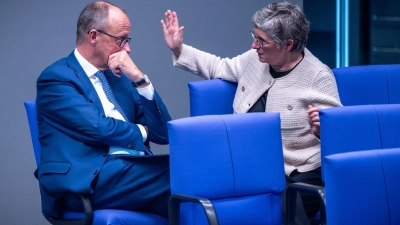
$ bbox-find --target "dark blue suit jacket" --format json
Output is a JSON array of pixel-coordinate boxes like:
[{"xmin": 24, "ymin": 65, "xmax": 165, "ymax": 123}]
[{"xmin": 36, "ymin": 51, "xmax": 171, "ymax": 218}]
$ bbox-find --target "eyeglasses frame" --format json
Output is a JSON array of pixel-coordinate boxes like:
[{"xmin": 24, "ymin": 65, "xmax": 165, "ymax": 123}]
[
  {"xmin": 250, "ymin": 30, "xmax": 275, "ymax": 48},
  {"xmin": 96, "ymin": 29, "xmax": 131, "ymax": 48}
]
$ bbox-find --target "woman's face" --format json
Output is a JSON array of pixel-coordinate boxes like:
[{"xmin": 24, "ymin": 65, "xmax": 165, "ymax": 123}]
[{"xmin": 251, "ymin": 27, "xmax": 286, "ymax": 66}]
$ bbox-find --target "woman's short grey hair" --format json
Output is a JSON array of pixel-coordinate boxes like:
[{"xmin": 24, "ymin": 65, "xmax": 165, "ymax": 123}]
[
  {"xmin": 251, "ymin": 1, "xmax": 310, "ymax": 52},
  {"xmin": 76, "ymin": 1, "xmax": 125, "ymax": 44}
]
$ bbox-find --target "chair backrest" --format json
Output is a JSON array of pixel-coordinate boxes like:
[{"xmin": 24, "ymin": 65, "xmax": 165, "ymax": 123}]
[
  {"xmin": 24, "ymin": 100, "xmax": 41, "ymax": 167},
  {"xmin": 187, "ymin": 65, "xmax": 400, "ymax": 117},
  {"xmin": 324, "ymin": 148, "xmax": 400, "ymax": 225},
  {"xmin": 188, "ymin": 79, "xmax": 237, "ymax": 117},
  {"xmin": 319, "ymin": 104, "xmax": 400, "ymax": 180},
  {"xmin": 332, "ymin": 64, "xmax": 400, "ymax": 106},
  {"xmin": 168, "ymin": 113, "xmax": 285, "ymax": 225},
  {"xmin": 386, "ymin": 64, "xmax": 400, "ymax": 103}
]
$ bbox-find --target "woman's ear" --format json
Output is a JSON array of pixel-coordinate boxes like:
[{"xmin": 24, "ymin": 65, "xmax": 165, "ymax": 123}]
[{"xmin": 285, "ymin": 39, "xmax": 294, "ymax": 52}]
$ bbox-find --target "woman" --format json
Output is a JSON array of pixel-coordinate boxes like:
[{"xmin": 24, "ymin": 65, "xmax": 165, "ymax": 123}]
[{"xmin": 161, "ymin": 1, "xmax": 342, "ymax": 223}]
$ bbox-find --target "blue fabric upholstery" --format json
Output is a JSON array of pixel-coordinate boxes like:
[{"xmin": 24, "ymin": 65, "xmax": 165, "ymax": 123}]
[
  {"xmin": 376, "ymin": 104, "xmax": 400, "ymax": 148},
  {"xmin": 319, "ymin": 104, "xmax": 400, "ymax": 180},
  {"xmin": 24, "ymin": 100, "xmax": 167, "ymax": 225},
  {"xmin": 332, "ymin": 64, "xmax": 400, "ymax": 106},
  {"xmin": 188, "ymin": 79, "xmax": 237, "ymax": 116},
  {"xmin": 168, "ymin": 113, "xmax": 285, "ymax": 225},
  {"xmin": 386, "ymin": 64, "xmax": 400, "ymax": 103},
  {"xmin": 324, "ymin": 148, "xmax": 400, "ymax": 225}
]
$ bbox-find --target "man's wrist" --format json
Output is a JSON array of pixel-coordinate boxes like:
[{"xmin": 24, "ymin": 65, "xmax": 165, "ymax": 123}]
[{"xmin": 132, "ymin": 74, "xmax": 150, "ymax": 87}]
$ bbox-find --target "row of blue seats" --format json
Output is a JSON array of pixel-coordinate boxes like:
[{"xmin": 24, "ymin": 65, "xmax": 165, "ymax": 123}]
[
  {"xmin": 183, "ymin": 64, "xmax": 400, "ymax": 225},
  {"xmin": 286, "ymin": 104, "xmax": 400, "ymax": 225},
  {"xmin": 24, "ymin": 64, "xmax": 400, "ymax": 225},
  {"xmin": 170, "ymin": 105, "xmax": 400, "ymax": 225},
  {"xmin": 188, "ymin": 64, "xmax": 400, "ymax": 116}
]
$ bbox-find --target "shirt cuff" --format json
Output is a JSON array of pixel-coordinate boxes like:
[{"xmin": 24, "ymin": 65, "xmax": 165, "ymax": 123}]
[
  {"xmin": 136, "ymin": 82, "xmax": 154, "ymax": 100},
  {"xmin": 137, "ymin": 124, "xmax": 147, "ymax": 142}
]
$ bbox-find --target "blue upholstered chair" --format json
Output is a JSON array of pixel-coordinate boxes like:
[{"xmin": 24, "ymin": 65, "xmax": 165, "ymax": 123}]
[
  {"xmin": 286, "ymin": 104, "xmax": 400, "ymax": 224},
  {"xmin": 324, "ymin": 148, "xmax": 400, "ymax": 225},
  {"xmin": 319, "ymin": 104, "xmax": 400, "ymax": 178},
  {"xmin": 188, "ymin": 79, "xmax": 236, "ymax": 117},
  {"xmin": 24, "ymin": 100, "xmax": 168, "ymax": 225},
  {"xmin": 168, "ymin": 113, "xmax": 285, "ymax": 225},
  {"xmin": 332, "ymin": 64, "xmax": 400, "ymax": 106}
]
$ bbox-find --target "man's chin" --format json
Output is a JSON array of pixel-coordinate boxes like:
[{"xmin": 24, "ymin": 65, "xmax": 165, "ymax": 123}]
[{"xmin": 98, "ymin": 65, "xmax": 109, "ymax": 71}]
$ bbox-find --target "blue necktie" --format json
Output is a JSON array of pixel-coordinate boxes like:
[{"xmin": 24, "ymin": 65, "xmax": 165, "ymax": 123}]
[
  {"xmin": 95, "ymin": 71, "xmax": 129, "ymax": 122},
  {"xmin": 95, "ymin": 71, "xmax": 153, "ymax": 155}
]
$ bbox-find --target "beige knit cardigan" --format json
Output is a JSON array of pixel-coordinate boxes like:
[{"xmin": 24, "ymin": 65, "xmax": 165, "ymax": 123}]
[{"xmin": 174, "ymin": 44, "xmax": 342, "ymax": 176}]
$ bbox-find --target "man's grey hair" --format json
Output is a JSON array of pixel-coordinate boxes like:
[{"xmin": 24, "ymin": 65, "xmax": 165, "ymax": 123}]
[
  {"xmin": 76, "ymin": 1, "xmax": 126, "ymax": 44},
  {"xmin": 251, "ymin": 1, "xmax": 310, "ymax": 52}
]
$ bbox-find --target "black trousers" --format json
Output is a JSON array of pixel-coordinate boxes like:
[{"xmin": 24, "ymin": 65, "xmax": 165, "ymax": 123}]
[{"xmin": 282, "ymin": 167, "xmax": 323, "ymax": 225}]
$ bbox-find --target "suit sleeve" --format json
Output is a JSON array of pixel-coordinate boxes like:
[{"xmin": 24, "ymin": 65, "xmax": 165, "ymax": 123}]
[{"xmin": 137, "ymin": 90, "xmax": 172, "ymax": 145}]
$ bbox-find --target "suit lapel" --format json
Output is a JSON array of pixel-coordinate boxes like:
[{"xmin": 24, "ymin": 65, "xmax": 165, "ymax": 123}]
[{"xmin": 66, "ymin": 52, "xmax": 105, "ymax": 113}]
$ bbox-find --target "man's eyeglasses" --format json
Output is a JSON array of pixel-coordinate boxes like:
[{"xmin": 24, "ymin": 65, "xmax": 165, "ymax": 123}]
[
  {"xmin": 250, "ymin": 30, "xmax": 274, "ymax": 48},
  {"xmin": 96, "ymin": 30, "xmax": 131, "ymax": 48}
]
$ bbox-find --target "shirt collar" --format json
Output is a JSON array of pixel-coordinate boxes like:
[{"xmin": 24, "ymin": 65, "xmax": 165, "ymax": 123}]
[{"xmin": 74, "ymin": 48, "xmax": 100, "ymax": 78}]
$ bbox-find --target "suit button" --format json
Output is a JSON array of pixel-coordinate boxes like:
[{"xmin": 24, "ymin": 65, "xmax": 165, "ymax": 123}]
[
  {"xmin": 157, "ymin": 107, "xmax": 162, "ymax": 116},
  {"xmin": 242, "ymin": 86, "xmax": 245, "ymax": 91},
  {"xmin": 93, "ymin": 170, "xmax": 98, "ymax": 175},
  {"xmin": 128, "ymin": 144, "xmax": 136, "ymax": 149},
  {"xmin": 287, "ymin": 105, "xmax": 293, "ymax": 110},
  {"xmin": 103, "ymin": 152, "xmax": 108, "ymax": 157}
]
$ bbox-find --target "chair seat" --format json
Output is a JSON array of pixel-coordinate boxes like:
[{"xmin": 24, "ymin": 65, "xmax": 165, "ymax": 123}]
[{"xmin": 63, "ymin": 209, "xmax": 168, "ymax": 225}]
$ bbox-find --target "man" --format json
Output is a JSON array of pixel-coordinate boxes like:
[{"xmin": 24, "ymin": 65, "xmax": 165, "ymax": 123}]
[{"xmin": 36, "ymin": 1, "xmax": 171, "ymax": 219}]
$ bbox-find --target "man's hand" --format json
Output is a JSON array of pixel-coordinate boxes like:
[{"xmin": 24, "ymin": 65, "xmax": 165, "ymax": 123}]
[
  {"xmin": 161, "ymin": 10, "xmax": 185, "ymax": 58},
  {"xmin": 108, "ymin": 51, "xmax": 144, "ymax": 83},
  {"xmin": 307, "ymin": 105, "xmax": 320, "ymax": 138}
]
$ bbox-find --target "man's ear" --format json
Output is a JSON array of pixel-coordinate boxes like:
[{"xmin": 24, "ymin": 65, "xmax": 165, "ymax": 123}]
[
  {"xmin": 88, "ymin": 29, "xmax": 98, "ymax": 45},
  {"xmin": 285, "ymin": 39, "xmax": 294, "ymax": 52}
]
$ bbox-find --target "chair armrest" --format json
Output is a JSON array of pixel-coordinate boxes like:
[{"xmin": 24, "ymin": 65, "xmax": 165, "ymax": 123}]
[
  {"xmin": 169, "ymin": 194, "xmax": 219, "ymax": 225},
  {"xmin": 286, "ymin": 182, "xmax": 326, "ymax": 225},
  {"xmin": 45, "ymin": 194, "xmax": 94, "ymax": 225}
]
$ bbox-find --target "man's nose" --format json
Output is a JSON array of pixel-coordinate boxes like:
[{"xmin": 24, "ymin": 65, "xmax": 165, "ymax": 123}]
[{"xmin": 123, "ymin": 42, "xmax": 131, "ymax": 53}]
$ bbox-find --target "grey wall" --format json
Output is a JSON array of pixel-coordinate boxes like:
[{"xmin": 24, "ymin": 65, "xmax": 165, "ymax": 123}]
[{"xmin": 0, "ymin": 0, "xmax": 300, "ymax": 224}]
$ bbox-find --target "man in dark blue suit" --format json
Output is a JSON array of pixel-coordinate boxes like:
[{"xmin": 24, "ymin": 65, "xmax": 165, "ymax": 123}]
[{"xmin": 36, "ymin": 1, "xmax": 172, "ymax": 219}]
